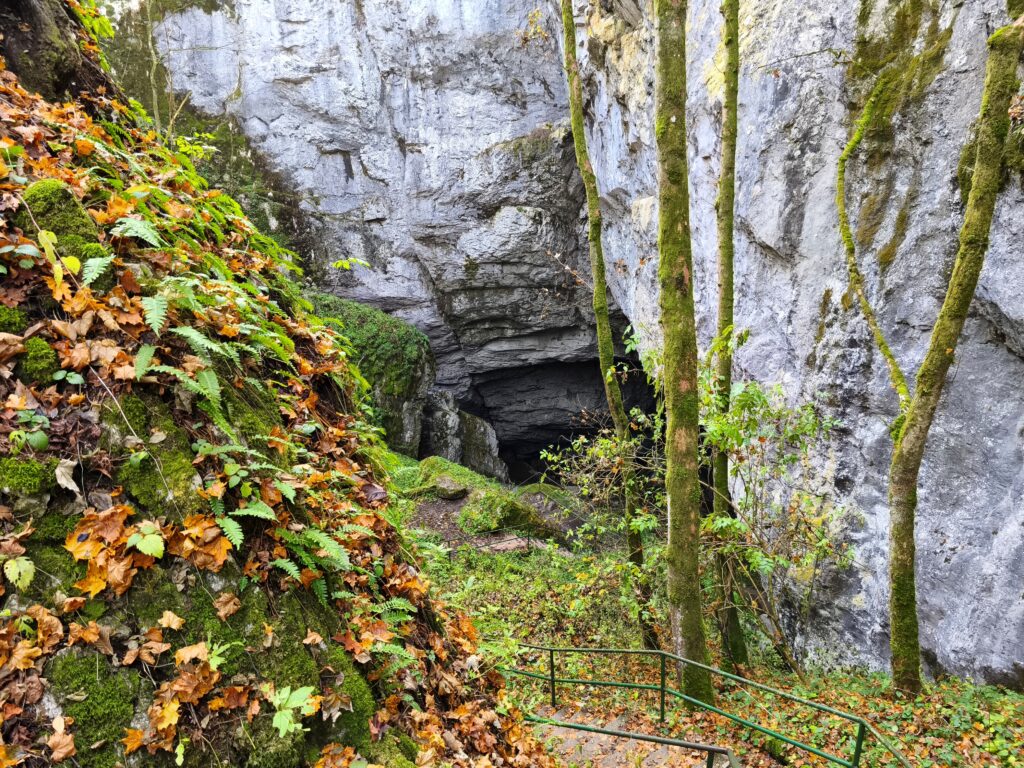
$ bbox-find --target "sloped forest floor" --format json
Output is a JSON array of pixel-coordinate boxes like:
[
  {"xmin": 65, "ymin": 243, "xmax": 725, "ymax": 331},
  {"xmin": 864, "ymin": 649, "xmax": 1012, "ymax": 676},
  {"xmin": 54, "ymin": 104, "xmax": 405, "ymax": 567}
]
[{"xmin": 0, "ymin": 43, "xmax": 557, "ymax": 768}]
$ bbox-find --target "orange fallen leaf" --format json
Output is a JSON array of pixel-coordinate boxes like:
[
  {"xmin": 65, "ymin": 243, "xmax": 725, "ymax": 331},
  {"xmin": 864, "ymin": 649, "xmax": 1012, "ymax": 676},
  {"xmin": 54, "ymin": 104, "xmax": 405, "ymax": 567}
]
[{"xmin": 158, "ymin": 611, "xmax": 185, "ymax": 630}]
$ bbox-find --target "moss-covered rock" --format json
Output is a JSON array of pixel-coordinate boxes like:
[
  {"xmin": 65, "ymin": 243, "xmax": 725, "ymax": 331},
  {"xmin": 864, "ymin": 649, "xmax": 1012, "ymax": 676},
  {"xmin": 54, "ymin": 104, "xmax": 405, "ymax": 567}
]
[
  {"xmin": 322, "ymin": 646, "xmax": 376, "ymax": 749},
  {"xmin": 310, "ymin": 293, "xmax": 434, "ymax": 457},
  {"xmin": 365, "ymin": 730, "xmax": 418, "ymax": 768},
  {"xmin": 223, "ymin": 380, "xmax": 285, "ymax": 460},
  {"xmin": 0, "ymin": 457, "xmax": 56, "ymax": 496},
  {"xmin": 47, "ymin": 649, "xmax": 145, "ymax": 768},
  {"xmin": 13, "ymin": 179, "xmax": 99, "ymax": 262},
  {"xmin": 0, "ymin": 305, "xmax": 28, "ymax": 334},
  {"xmin": 104, "ymin": 394, "xmax": 205, "ymax": 519},
  {"xmin": 15, "ymin": 336, "xmax": 58, "ymax": 384}
]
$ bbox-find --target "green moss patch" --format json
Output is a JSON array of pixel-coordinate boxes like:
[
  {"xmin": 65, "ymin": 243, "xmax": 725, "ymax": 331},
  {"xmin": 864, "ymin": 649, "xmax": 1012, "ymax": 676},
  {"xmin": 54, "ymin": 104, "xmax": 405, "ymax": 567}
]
[
  {"xmin": 16, "ymin": 337, "xmax": 58, "ymax": 384},
  {"xmin": 0, "ymin": 457, "xmax": 56, "ymax": 496},
  {"xmin": 106, "ymin": 394, "xmax": 204, "ymax": 519},
  {"xmin": 48, "ymin": 650, "xmax": 144, "ymax": 768},
  {"xmin": 13, "ymin": 179, "xmax": 99, "ymax": 261},
  {"xmin": 0, "ymin": 306, "xmax": 28, "ymax": 334}
]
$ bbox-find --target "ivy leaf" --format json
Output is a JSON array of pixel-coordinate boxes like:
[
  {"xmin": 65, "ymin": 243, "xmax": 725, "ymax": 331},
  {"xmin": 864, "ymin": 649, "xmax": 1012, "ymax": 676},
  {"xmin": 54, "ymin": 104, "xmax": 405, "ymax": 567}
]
[
  {"xmin": 60, "ymin": 255, "xmax": 81, "ymax": 275},
  {"xmin": 141, "ymin": 296, "xmax": 168, "ymax": 336},
  {"xmin": 111, "ymin": 217, "xmax": 164, "ymax": 247},
  {"xmin": 4, "ymin": 556, "xmax": 35, "ymax": 591},
  {"xmin": 26, "ymin": 431, "xmax": 49, "ymax": 451}
]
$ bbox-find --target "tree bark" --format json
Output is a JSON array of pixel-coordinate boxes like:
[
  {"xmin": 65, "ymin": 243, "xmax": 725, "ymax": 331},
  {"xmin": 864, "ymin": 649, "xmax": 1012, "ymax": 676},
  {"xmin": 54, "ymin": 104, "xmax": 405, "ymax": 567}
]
[
  {"xmin": 0, "ymin": 0, "xmax": 113, "ymax": 101},
  {"xmin": 560, "ymin": 0, "xmax": 658, "ymax": 650},
  {"xmin": 655, "ymin": 0, "xmax": 715, "ymax": 703},
  {"xmin": 712, "ymin": 0, "xmax": 748, "ymax": 672},
  {"xmin": 887, "ymin": 20, "xmax": 1024, "ymax": 693}
]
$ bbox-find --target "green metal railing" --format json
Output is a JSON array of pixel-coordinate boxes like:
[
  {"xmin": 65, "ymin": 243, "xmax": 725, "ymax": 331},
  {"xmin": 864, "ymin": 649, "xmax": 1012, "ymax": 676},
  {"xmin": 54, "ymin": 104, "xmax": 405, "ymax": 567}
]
[
  {"xmin": 525, "ymin": 711, "xmax": 743, "ymax": 768},
  {"xmin": 505, "ymin": 643, "xmax": 913, "ymax": 768}
]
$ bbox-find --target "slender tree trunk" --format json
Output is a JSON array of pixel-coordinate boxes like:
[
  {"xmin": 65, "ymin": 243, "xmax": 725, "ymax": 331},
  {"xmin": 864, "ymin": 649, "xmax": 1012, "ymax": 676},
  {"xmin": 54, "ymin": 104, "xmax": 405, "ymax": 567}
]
[
  {"xmin": 712, "ymin": 0, "xmax": 748, "ymax": 672},
  {"xmin": 887, "ymin": 20, "xmax": 1024, "ymax": 693},
  {"xmin": 560, "ymin": 0, "xmax": 659, "ymax": 650},
  {"xmin": 655, "ymin": 0, "xmax": 715, "ymax": 703}
]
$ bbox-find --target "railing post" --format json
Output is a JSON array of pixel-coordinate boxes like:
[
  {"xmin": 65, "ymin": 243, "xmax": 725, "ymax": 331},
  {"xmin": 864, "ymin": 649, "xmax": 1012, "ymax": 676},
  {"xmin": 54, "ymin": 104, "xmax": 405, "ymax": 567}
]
[
  {"xmin": 659, "ymin": 653, "xmax": 667, "ymax": 723},
  {"xmin": 549, "ymin": 648, "xmax": 557, "ymax": 709},
  {"xmin": 705, "ymin": 751, "xmax": 715, "ymax": 768},
  {"xmin": 851, "ymin": 721, "xmax": 866, "ymax": 767}
]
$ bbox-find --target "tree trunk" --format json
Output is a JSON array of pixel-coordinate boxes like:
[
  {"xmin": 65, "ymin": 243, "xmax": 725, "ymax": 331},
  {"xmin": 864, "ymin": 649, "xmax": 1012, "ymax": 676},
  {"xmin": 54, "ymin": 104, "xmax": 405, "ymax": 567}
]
[
  {"xmin": 560, "ymin": 0, "xmax": 659, "ymax": 651},
  {"xmin": 712, "ymin": 0, "xmax": 748, "ymax": 672},
  {"xmin": 887, "ymin": 20, "xmax": 1024, "ymax": 693},
  {"xmin": 655, "ymin": 0, "xmax": 715, "ymax": 703},
  {"xmin": 0, "ymin": 0, "xmax": 113, "ymax": 101}
]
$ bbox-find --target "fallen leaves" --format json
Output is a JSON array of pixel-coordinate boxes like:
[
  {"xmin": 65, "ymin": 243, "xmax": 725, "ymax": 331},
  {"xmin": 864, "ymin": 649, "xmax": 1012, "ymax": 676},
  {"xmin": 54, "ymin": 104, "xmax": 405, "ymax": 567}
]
[{"xmin": 213, "ymin": 593, "xmax": 241, "ymax": 621}]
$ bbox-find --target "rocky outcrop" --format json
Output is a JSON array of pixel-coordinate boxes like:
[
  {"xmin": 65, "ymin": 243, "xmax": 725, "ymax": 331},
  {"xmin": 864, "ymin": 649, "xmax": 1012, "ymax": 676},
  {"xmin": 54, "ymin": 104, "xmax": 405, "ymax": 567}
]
[
  {"xmin": 106, "ymin": 0, "xmax": 631, "ymax": 460},
  {"xmin": 105, "ymin": 0, "xmax": 1024, "ymax": 684},
  {"xmin": 574, "ymin": 0, "xmax": 1024, "ymax": 685}
]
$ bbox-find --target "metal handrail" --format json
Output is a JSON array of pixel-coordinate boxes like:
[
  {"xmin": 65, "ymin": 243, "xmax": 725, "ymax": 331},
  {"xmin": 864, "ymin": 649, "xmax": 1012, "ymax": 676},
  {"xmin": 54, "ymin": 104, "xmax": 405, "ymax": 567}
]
[
  {"xmin": 505, "ymin": 643, "xmax": 913, "ymax": 768},
  {"xmin": 525, "ymin": 713, "xmax": 743, "ymax": 768}
]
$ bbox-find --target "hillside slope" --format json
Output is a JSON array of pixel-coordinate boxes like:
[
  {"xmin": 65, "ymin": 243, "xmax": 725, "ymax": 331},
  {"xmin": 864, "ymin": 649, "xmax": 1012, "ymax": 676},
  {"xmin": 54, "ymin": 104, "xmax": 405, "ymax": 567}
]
[{"xmin": 0, "ymin": 38, "xmax": 552, "ymax": 768}]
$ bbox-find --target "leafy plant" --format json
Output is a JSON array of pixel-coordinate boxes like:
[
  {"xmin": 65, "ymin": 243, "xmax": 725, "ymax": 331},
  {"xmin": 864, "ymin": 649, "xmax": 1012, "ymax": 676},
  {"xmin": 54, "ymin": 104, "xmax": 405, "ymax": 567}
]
[{"xmin": 262, "ymin": 685, "xmax": 319, "ymax": 738}]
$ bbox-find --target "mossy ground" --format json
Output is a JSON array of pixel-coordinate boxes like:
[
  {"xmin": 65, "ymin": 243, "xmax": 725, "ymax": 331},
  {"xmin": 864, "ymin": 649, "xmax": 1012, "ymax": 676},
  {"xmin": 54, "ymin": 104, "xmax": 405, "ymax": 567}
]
[
  {"xmin": 0, "ymin": 457, "xmax": 56, "ymax": 496},
  {"xmin": 16, "ymin": 336, "xmax": 58, "ymax": 384},
  {"xmin": 105, "ymin": 394, "xmax": 205, "ymax": 520},
  {"xmin": 48, "ymin": 650, "xmax": 143, "ymax": 768},
  {"xmin": 0, "ymin": 305, "xmax": 28, "ymax": 334}
]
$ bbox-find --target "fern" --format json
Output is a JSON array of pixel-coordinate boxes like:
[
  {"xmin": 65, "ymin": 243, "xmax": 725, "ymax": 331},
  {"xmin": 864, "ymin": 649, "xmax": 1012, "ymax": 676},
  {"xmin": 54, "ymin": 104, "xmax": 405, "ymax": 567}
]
[
  {"xmin": 141, "ymin": 295, "xmax": 169, "ymax": 336},
  {"xmin": 82, "ymin": 254, "xmax": 114, "ymax": 286},
  {"xmin": 302, "ymin": 528, "xmax": 350, "ymax": 571},
  {"xmin": 217, "ymin": 516, "xmax": 244, "ymax": 549},
  {"xmin": 111, "ymin": 216, "xmax": 164, "ymax": 247},
  {"xmin": 172, "ymin": 326, "xmax": 241, "ymax": 366},
  {"xmin": 134, "ymin": 344, "xmax": 157, "ymax": 379},
  {"xmin": 231, "ymin": 500, "xmax": 277, "ymax": 521},
  {"xmin": 272, "ymin": 558, "xmax": 302, "ymax": 582},
  {"xmin": 311, "ymin": 578, "xmax": 329, "ymax": 606}
]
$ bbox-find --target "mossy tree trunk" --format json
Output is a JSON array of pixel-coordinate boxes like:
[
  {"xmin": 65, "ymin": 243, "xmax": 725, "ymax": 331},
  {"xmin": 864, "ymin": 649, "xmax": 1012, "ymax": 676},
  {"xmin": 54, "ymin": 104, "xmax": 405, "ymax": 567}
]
[
  {"xmin": 560, "ymin": 0, "xmax": 658, "ymax": 650},
  {"xmin": 886, "ymin": 20, "xmax": 1024, "ymax": 694},
  {"xmin": 656, "ymin": 0, "xmax": 715, "ymax": 703},
  {"xmin": 712, "ymin": 0, "xmax": 749, "ymax": 672},
  {"xmin": 838, "ymin": 10, "xmax": 1024, "ymax": 693}
]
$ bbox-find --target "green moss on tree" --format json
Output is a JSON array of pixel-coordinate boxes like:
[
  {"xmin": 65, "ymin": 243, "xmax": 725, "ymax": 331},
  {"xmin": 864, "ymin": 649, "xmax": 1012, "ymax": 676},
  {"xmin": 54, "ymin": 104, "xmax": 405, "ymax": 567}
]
[
  {"xmin": 0, "ymin": 457, "xmax": 56, "ymax": 496},
  {"xmin": 48, "ymin": 650, "xmax": 144, "ymax": 768},
  {"xmin": 0, "ymin": 306, "xmax": 28, "ymax": 334},
  {"xmin": 655, "ymin": 0, "xmax": 715, "ymax": 702}
]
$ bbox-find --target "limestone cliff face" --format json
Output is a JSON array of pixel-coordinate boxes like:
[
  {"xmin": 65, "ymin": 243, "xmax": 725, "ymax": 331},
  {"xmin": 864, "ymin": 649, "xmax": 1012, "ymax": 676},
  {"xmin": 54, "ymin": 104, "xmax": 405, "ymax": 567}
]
[
  {"xmin": 578, "ymin": 0, "xmax": 1024, "ymax": 685},
  {"xmin": 113, "ymin": 0, "xmax": 1023, "ymax": 684},
  {"xmin": 114, "ymin": 0, "xmax": 624, "ymax": 463}
]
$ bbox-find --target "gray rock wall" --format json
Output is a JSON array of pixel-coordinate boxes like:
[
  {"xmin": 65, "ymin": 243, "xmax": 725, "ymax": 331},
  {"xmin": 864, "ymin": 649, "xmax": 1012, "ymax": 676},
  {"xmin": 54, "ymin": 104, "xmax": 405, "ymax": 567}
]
[
  {"xmin": 574, "ymin": 0, "xmax": 1024, "ymax": 684},
  {"xmin": 115, "ymin": 0, "xmax": 1024, "ymax": 684}
]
